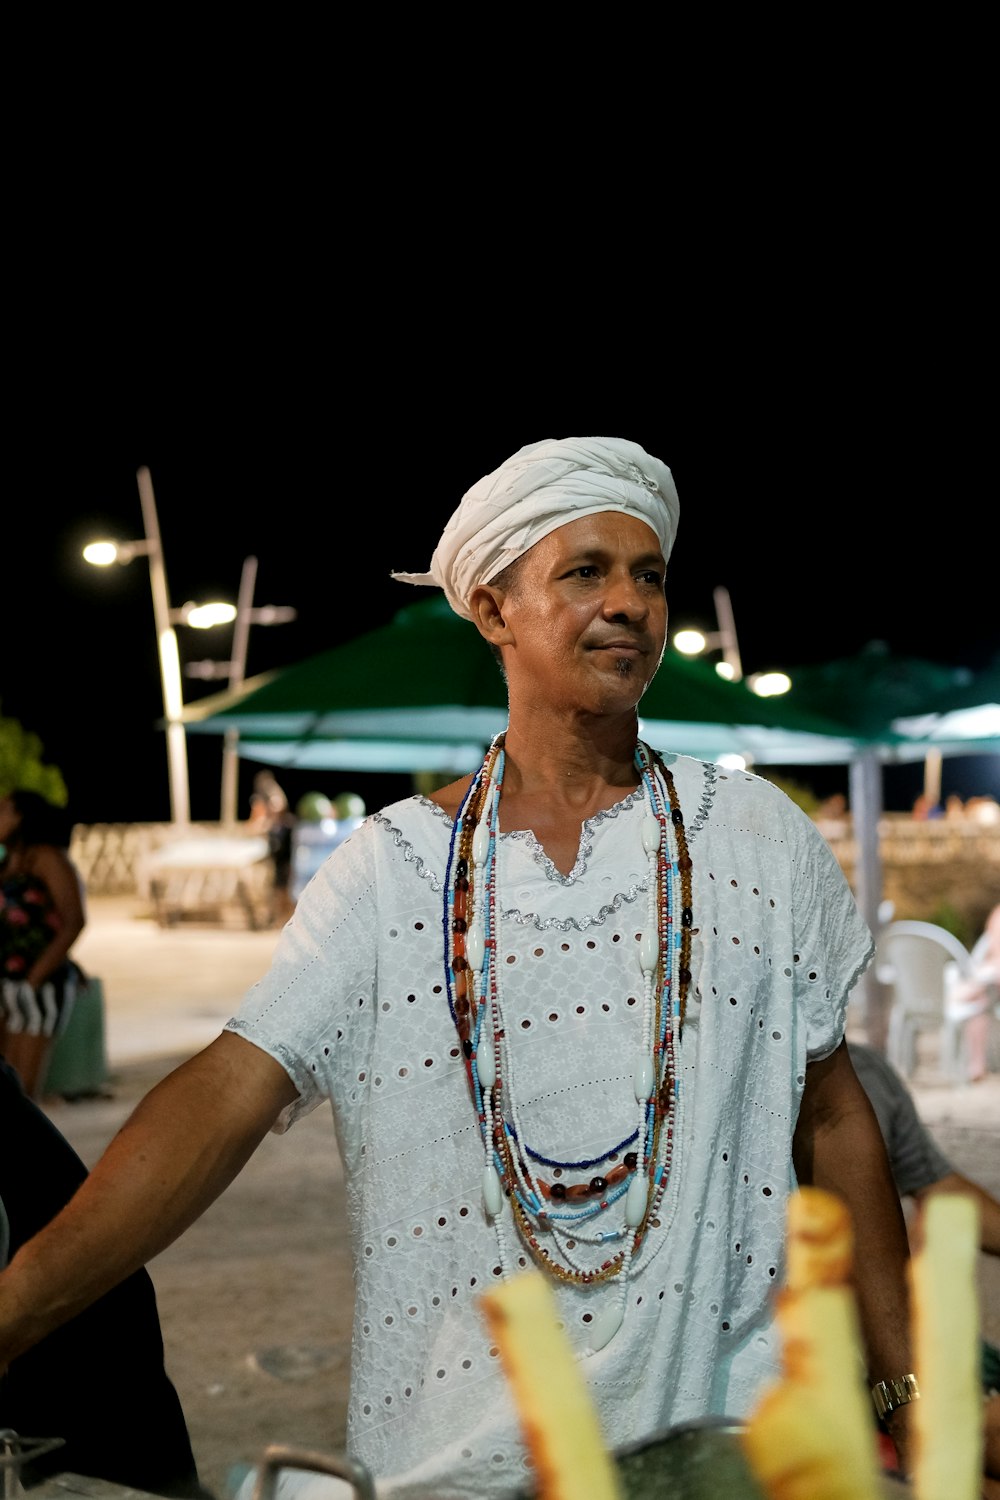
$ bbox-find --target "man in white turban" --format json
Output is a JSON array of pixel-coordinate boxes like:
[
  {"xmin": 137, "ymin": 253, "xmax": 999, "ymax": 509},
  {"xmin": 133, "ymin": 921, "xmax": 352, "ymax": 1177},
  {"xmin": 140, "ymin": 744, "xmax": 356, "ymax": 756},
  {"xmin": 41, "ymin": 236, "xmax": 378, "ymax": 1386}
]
[
  {"xmin": 392, "ymin": 436, "xmax": 680, "ymax": 620},
  {"xmin": 0, "ymin": 435, "xmax": 926, "ymax": 1500}
]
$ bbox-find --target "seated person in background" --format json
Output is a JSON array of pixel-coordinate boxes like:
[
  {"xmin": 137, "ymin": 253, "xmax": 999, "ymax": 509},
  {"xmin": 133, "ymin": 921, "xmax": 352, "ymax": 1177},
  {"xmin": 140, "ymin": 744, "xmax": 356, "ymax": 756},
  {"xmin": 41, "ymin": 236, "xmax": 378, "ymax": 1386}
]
[
  {"xmin": 966, "ymin": 795, "xmax": 1000, "ymax": 827},
  {"xmin": 814, "ymin": 791, "xmax": 850, "ymax": 837},
  {"xmin": 848, "ymin": 1039, "xmax": 1000, "ymax": 1394},
  {"xmin": 947, "ymin": 903, "xmax": 1000, "ymax": 1083},
  {"xmin": 0, "ymin": 1058, "xmax": 209, "ymax": 1498}
]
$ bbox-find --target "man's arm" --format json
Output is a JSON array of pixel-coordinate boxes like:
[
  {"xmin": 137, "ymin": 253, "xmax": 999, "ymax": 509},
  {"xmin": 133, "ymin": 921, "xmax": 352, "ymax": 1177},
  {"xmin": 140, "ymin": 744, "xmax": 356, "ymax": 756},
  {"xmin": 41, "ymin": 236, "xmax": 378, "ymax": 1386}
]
[
  {"xmin": 793, "ymin": 1038, "xmax": 916, "ymax": 1467},
  {"xmin": 0, "ymin": 1030, "xmax": 298, "ymax": 1367}
]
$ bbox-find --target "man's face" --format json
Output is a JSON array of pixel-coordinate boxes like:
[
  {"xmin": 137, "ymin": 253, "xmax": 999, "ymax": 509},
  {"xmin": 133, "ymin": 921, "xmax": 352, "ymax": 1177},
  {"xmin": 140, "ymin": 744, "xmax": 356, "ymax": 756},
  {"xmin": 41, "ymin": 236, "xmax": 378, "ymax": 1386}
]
[{"xmin": 494, "ymin": 511, "xmax": 668, "ymax": 717}]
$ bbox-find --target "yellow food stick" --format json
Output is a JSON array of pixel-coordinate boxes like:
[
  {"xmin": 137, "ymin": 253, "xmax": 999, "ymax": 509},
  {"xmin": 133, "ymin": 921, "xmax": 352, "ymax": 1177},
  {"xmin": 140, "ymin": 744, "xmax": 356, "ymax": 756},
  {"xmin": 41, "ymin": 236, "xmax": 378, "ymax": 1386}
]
[
  {"xmin": 742, "ymin": 1285, "xmax": 883, "ymax": 1500},
  {"xmin": 784, "ymin": 1185, "xmax": 854, "ymax": 1292},
  {"xmin": 742, "ymin": 1189, "xmax": 882, "ymax": 1500},
  {"xmin": 479, "ymin": 1270, "xmax": 623, "ymax": 1500},
  {"xmin": 909, "ymin": 1193, "xmax": 982, "ymax": 1500}
]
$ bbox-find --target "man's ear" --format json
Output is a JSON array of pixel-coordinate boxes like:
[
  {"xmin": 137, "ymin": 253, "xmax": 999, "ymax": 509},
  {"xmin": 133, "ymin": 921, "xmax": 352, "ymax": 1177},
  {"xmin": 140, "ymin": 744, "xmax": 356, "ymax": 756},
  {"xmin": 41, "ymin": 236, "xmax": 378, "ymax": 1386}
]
[{"xmin": 468, "ymin": 585, "xmax": 513, "ymax": 646}]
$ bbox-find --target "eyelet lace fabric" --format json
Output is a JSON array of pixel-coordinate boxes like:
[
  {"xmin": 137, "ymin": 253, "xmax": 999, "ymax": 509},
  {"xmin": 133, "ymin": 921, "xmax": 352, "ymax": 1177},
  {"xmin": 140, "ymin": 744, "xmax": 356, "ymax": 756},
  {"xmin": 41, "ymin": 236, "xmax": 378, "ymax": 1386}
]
[{"xmin": 226, "ymin": 751, "xmax": 874, "ymax": 1499}]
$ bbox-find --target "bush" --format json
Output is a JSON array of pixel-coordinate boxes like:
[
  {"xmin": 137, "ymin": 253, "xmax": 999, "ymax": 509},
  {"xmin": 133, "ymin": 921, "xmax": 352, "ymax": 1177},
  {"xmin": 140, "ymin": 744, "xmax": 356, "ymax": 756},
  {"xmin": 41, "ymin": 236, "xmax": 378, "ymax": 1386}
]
[
  {"xmin": 0, "ymin": 706, "xmax": 68, "ymax": 806},
  {"xmin": 925, "ymin": 901, "xmax": 974, "ymax": 948},
  {"xmin": 757, "ymin": 772, "xmax": 822, "ymax": 818}
]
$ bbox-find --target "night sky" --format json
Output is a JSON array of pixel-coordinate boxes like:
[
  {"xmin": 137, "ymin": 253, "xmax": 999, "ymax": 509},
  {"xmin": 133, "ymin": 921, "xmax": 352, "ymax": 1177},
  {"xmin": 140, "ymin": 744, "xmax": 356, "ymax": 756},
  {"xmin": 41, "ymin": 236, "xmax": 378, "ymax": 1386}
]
[{"xmin": 7, "ymin": 315, "xmax": 997, "ymax": 826}]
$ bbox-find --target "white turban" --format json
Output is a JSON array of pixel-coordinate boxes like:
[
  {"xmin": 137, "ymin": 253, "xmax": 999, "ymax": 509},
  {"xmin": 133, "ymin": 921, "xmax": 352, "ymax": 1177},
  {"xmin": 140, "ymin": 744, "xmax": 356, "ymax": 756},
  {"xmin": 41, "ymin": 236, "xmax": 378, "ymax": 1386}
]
[{"xmin": 391, "ymin": 436, "xmax": 680, "ymax": 622}]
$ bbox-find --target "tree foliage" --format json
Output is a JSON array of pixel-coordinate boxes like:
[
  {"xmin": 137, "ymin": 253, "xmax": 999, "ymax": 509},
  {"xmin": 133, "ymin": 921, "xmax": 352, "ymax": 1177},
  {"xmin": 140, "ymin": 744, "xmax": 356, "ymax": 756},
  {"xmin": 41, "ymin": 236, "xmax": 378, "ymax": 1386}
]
[{"xmin": 0, "ymin": 703, "xmax": 69, "ymax": 806}]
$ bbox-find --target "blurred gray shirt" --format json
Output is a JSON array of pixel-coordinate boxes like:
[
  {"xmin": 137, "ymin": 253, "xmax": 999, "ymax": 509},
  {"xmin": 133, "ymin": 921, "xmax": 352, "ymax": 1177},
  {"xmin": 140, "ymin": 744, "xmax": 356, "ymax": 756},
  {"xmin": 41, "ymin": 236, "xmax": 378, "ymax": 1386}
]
[{"xmin": 848, "ymin": 1040, "xmax": 952, "ymax": 1197}]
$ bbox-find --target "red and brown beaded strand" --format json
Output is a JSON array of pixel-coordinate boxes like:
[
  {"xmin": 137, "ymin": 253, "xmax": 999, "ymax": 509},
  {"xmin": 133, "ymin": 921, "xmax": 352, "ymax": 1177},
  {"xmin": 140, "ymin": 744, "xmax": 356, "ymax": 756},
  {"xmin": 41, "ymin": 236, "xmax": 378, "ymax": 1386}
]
[
  {"xmin": 446, "ymin": 737, "xmax": 503, "ymax": 1103},
  {"xmin": 630, "ymin": 749, "xmax": 693, "ymax": 1250},
  {"xmin": 445, "ymin": 736, "xmax": 692, "ymax": 1287}
]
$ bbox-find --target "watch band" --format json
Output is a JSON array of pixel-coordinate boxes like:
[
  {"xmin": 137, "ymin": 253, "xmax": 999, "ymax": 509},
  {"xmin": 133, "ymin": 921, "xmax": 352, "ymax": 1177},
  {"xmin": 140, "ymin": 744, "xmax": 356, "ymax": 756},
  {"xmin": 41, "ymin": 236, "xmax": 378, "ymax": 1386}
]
[{"xmin": 871, "ymin": 1373, "xmax": 920, "ymax": 1422}]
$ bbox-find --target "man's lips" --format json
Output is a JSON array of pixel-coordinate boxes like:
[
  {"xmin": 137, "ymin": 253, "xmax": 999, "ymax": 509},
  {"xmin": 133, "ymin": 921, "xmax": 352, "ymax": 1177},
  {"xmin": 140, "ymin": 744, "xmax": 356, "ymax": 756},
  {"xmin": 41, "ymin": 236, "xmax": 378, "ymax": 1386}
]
[{"xmin": 587, "ymin": 638, "xmax": 647, "ymax": 655}]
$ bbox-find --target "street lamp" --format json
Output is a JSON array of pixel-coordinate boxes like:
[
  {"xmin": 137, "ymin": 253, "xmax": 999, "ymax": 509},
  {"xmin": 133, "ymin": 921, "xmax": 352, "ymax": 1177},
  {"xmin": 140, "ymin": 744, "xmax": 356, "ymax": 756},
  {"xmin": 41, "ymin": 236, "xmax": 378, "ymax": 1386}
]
[
  {"xmin": 184, "ymin": 554, "xmax": 297, "ymax": 826},
  {"xmin": 82, "ymin": 466, "xmax": 241, "ymax": 827},
  {"xmin": 672, "ymin": 586, "xmax": 791, "ymax": 697},
  {"xmin": 673, "ymin": 585, "xmax": 744, "ymax": 681}
]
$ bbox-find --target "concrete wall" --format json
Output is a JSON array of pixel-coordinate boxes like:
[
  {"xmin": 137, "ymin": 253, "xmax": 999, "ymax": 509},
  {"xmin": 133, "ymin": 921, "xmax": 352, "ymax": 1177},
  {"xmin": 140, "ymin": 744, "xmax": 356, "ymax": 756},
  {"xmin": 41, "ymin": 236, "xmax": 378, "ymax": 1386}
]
[
  {"xmin": 825, "ymin": 817, "xmax": 1000, "ymax": 946},
  {"xmin": 71, "ymin": 817, "xmax": 1000, "ymax": 946}
]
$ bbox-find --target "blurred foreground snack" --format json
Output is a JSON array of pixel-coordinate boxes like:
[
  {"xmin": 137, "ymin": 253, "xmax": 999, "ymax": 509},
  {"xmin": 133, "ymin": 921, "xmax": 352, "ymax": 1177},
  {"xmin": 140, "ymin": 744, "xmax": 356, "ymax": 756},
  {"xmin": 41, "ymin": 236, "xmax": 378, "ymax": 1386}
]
[
  {"xmin": 480, "ymin": 1269, "xmax": 623, "ymax": 1500},
  {"xmin": 909, "ymin": 1193, "xmax": 982, "ymax": 1499},
  {"xmin": 783, "ymin": 1183, "xmax": 855, "ymax": 1291},
  {"xmin": 741, "ymin": 1188, "xmax": 883, "ymax": 1500},
  {"xmin": 482, "ymin": 1188, "xmax": 985, "ymax": 1500}
]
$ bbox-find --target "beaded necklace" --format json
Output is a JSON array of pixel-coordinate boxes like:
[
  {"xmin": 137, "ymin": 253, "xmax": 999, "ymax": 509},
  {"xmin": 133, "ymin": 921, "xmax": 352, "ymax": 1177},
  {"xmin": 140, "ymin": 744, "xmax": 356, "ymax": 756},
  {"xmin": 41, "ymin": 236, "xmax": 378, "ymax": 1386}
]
[{"xmin": 443, "ymin": 733, "xmax": 692, "ymax": 1325}]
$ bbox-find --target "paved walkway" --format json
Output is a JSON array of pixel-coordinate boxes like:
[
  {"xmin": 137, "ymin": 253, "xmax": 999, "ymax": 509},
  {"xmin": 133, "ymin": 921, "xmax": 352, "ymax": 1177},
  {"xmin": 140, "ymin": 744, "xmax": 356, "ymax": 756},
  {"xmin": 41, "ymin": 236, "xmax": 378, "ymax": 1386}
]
[{"xmin": 71, "ymin": 894, "xmax": 284, "ymax": 1065}]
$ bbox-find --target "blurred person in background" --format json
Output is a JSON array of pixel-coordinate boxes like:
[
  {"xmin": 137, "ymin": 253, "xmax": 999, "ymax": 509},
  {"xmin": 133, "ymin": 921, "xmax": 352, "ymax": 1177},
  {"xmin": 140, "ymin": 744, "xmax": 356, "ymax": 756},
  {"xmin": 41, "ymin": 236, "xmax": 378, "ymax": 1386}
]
[
  {"xmin": 947, "ymin": 903, "xmax": 1000, "ymax": 1083},
  {"xmin": 967, "ymin": 796, "xmax": 1000, "ymax": 827},
  {"xmin": 248, "ymin": 770, "xmax": 297, "ymax": 925},
  {"xmin": 813, "ymin": 790, "xmax": 850, "ymax": 838},
  {"xmin": 849, "ymin": 1032, "xmax": 1000, "ymax": 1245},
  {"xmin": 0, "ymin": 791, "xmax": 86, "ymax": 1099},
  {"xmin": 849, "ymin": 1038, "xmax": 1000, "ymax": 1487}
]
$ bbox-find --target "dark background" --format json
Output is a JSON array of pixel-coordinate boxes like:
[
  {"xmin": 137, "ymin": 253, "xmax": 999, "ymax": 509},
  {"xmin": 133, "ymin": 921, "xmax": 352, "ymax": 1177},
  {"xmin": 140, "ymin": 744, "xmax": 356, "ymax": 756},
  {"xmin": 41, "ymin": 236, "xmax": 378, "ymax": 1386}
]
[
  {"xmin": 6, "ymin": 165, "xmax": 997, "ymax": 830},
  {"xmin": 6, "ymin": 378, "xmax": 996, "ymax": 827},
  {"xmin": 4, "ymin": 1, "xmax": 995, "ymax": 828}
]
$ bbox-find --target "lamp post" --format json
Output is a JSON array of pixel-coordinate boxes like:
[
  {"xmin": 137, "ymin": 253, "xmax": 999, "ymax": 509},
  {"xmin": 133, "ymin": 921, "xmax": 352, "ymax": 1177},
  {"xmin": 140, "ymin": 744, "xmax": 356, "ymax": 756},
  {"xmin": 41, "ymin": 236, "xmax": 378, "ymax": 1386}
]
[
  {"xmin": 136, "ymin": 465, "xmax": 190, "ymax": 826},
  {"xmin": 83, "ymin": 466, "xmax": 251, "ymax": 827},
  {"xmin": 221, "ymin": 555, "xmax": 258, "ymax": 829},
  {"xmin": 184, "ymin": 555, "xmax": 297, "ymax": 826},
  {"xmin": 673, "ymin": 585, "xmax": 744, "ymax": 681},
  {"xmin": 82, "ymin": 468, "xmax": 191, "ymax": 824},
  {"xmin": 672, "ymin": 587, "xmax": 791, "ymax": 698}
]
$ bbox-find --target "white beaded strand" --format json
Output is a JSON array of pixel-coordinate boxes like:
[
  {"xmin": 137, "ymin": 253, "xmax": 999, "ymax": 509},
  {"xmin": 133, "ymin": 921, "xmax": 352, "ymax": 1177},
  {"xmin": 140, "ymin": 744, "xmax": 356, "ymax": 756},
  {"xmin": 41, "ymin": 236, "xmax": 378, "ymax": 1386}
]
[{"xmin": 467, "ymin": 743, "xmax": 682, "ymax": 1294}]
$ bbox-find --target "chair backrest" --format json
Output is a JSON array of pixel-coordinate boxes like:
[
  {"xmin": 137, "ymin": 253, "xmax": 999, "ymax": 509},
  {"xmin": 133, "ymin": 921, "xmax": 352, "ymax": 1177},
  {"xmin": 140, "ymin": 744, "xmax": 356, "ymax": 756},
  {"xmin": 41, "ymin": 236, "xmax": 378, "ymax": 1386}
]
[{"xmin": 876, "ymin": 920, "xmax": 974, "ymax": 1022}]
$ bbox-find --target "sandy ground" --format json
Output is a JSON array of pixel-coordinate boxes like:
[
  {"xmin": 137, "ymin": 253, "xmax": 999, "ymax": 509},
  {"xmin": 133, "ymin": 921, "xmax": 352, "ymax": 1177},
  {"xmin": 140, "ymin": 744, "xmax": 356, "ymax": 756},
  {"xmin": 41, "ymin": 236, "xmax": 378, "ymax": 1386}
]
[{"xmin": 22, "ymin": 897, "xmax": 1000, "ymax": 1498}]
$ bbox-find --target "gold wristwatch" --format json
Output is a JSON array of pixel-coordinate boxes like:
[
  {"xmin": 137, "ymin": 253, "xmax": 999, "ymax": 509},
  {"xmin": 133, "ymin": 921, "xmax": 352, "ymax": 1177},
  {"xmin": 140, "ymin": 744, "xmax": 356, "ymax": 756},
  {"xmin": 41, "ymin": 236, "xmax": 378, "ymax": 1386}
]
[{"xmin": 871, "ymin": 1373, "xmax": 920, "ymax": 1422}]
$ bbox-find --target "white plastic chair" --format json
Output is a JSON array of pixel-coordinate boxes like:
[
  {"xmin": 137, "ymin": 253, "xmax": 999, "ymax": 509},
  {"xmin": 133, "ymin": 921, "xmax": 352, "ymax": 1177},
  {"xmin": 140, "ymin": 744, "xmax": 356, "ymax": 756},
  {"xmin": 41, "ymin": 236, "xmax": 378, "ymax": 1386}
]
[{"xmin": 877, "ymin": 920, "xmax": 978, "ymax": 1082}]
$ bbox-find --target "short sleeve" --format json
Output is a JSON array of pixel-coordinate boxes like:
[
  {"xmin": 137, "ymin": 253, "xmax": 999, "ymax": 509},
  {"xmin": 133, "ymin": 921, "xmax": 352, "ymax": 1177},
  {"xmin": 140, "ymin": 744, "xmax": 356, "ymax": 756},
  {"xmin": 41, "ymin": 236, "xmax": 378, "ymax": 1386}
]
[
  {"xmin": 225, "ymin": 821, "xmax": 380, "ymax": 1132},
  {"xmin": 785, "ymin": 800, "xmax": 876, "ymax": 1063}
]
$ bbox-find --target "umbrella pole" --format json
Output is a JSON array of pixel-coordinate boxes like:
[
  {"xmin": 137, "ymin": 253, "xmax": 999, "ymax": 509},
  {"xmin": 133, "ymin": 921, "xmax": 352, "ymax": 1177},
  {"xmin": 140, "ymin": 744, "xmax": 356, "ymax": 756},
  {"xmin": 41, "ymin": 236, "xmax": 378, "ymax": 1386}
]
[
  {"xmin": 849, "ymin": 750, "xmax": 890, "ymax": 1052},
  {"xmin": 922, "ymin": 747, "xmax": 942, "ymax": 807}
]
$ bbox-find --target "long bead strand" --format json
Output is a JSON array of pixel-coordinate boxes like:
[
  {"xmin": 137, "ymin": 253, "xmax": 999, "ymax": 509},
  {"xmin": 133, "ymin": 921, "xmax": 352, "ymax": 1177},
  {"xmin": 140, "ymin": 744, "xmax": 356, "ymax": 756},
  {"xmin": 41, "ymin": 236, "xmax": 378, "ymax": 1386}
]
[{"xmin": 446, "ymin": 735, "xmax": 691, "ymax": 1292}]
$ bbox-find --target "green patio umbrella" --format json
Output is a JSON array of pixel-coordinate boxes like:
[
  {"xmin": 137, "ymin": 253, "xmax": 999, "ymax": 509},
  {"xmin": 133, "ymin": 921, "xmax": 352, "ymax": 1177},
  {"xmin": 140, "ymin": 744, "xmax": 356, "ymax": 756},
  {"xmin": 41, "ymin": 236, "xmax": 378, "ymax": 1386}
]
[
  {"xmin": 781, "ymin": 639, "xmax": 999, "ymax": 811},
  {"xmin": 889, "ymin": 651, "xmax": 1000, "ymax": 758},
  {"xmin": 181, "ymin": 596, "xmax": 883, "ymax": 771},
  {"xmin": 781, "ymin": 640, "xmax": 985, "ymax": 747}
]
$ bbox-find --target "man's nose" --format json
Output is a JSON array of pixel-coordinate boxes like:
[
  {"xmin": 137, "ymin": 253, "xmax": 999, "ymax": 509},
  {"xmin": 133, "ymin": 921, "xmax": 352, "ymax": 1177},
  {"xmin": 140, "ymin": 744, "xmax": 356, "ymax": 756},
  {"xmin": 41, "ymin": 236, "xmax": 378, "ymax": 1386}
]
[{"xmin": 602, "ymin": 574, "xmax": 649, "ymax": 619}]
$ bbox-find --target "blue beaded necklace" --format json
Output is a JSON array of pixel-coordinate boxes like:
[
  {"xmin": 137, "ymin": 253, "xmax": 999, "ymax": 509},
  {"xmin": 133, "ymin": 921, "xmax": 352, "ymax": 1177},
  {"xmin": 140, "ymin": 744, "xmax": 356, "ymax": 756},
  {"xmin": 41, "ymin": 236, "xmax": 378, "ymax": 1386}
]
[{"xmin": 442, "ymin": 733, "xmax": 692, "ymax": 1306}]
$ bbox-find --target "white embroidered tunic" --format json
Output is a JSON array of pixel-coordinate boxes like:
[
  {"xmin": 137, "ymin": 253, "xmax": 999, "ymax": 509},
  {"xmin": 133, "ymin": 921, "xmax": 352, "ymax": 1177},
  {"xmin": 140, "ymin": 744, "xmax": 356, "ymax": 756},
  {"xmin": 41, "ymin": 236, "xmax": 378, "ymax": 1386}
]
[{"xmin": 226, "ymin": 751, "xmax": 874, "ymax": 1499}]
